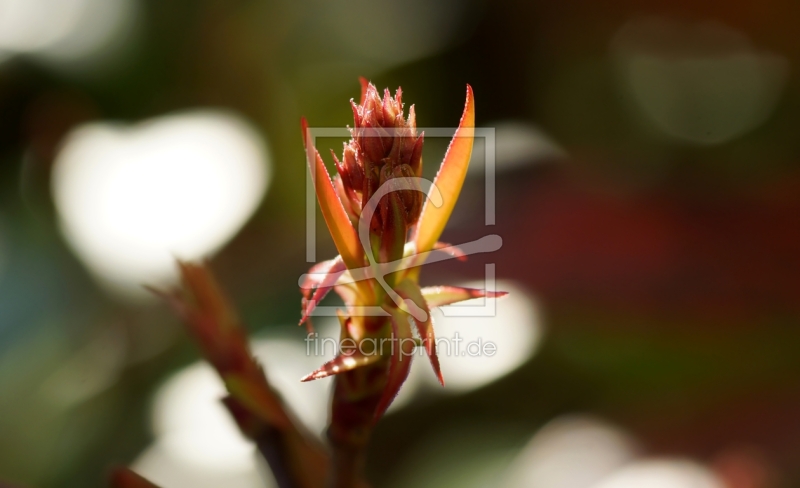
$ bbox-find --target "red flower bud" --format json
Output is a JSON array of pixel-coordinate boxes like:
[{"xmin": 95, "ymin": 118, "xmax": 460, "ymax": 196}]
[
  {"xmin": 342, "ymin": 143, "xmax": 363, "ymax": 192},
  {"xmin": 336, "ymin": 81, "xmax": 424, "ymax": 235}
]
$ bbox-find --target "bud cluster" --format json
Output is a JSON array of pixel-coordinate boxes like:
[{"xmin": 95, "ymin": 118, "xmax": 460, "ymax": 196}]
[{"xmin": 332, "ymin": 83, "xmax": 425, "ymax": 253}]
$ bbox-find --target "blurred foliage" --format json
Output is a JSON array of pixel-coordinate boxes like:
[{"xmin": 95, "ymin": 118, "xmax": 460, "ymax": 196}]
[{"xmin": 1, "ymin": 0, "xmax": 800, "ymax": 487}]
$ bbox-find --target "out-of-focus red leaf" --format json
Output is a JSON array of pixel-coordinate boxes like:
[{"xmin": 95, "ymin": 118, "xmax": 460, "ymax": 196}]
[{"xmin": 109, "ymin": 467, "xmax": 161, "ymax": 488}]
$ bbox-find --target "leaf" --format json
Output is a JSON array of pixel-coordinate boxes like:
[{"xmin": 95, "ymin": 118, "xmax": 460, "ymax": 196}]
[
  {"xmin": 358, "ymin": 76, "xmax": 369, "ymax": 105},
  {"xmin": 299, "ymin": 256, "xmax": 346, "ymax": 326},
  {"xmin": 300, "ymin": 258, "xmax": 340, "ymax": 291},
  {"xmin": 177, "ymin": 261, "xmax": 239, "ymax": 333},
  {"xmin": 432, "ymin": 241, "xmax": 467, "ymax": 262},
  {"xmin": 302, "ymin": 118, "xmax": 365, "ymax": 271},
  {"xmin": 373, "ymin": 307, "xmax": 415, "ymax": 421},
  {"xmin": 397, "ymin": 280, "xmax": 444, "ymax": 386},
  {"xmin": 152, "ymin": 262, "xmax": 254, "ymax": 376},
  {"xmin": 402, "ymin": 241, "xmax": 467, "ymax": 262},
  {"xmin": 421, "ymin": 286, "xmax": 508, "ymax": 308},
  {"xmin": 413, "ymin": 85, "xmax": 475, "ymax": 255},
  {"xmin": 301, "ymin": 350, "xmax": 382, "ymax": 382}
]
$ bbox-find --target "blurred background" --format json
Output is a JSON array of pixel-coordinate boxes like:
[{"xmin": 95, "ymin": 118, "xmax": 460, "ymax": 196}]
[{"xmin": 1, "ymin": 0, "xmax": 799, "ymax": 487}]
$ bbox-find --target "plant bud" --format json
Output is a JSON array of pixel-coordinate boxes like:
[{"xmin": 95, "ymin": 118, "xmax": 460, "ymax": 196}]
[{"xmin": 335, "ymin": 81, "xmax": 425, "ymax": 239}]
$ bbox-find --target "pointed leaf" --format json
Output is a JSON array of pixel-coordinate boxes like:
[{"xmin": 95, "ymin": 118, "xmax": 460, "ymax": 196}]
[
  {"xmin": 414, "ymin": 85, "xmax": 475, "ymax": 254},
  {"xmin": 402, "ymin": 241, "xmax": 467, "ymax": 262},
  {"xmin": 421, "ymin": 286, "xmax": 508, "ymax": 308},
  {"xmin": 397, "ymin": 280, "xmax": 444, "ymax": 385},
  {"xmin": 358, "ymin": 76, "xmax": 369, "ymax": 105},
  {"xmin": 432, "ymin": 241, "xmax": 467, "ymax": 262},
  {"xmin": 374, "ymin": 308, "xmax": 414, "ymax": 421},
  {"xmin": 301, "ymin": 350, "xmax": 381, "ymax": 382},
  {"xmin": 299, "ymin": 256, "xmax": 346, "ymax": 326},
  {"xmin": 299, "ymin": 257, "xmax": 339, "ymax": 293},
  {"xmin": 302, "ymin": 118, "xmax": 364, "ymax": 271}
]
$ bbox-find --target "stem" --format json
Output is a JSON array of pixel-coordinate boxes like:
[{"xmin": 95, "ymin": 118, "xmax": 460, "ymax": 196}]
[
  {"xmin": 326, "ymin": 357, "xmax": 388, "ymax": 488},
  {"xmin": 255, "ymin": 428, "xmax": 296, "ymax": 488},
  {"xmin": 328, "ymin": 444, "xmax": 366, "ymax": 488},
  {"xmin": 223, "ymin": 396, "xmax": 330, "ymax": 488}
]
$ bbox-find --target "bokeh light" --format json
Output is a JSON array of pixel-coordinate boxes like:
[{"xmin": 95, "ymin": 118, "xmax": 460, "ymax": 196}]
[
  {"xmin": 51, "ymin": 111, "xmax": 270, "ymax": 298},
  {"xmin": 0, "ymin": 0, "xmax": 137, "ymax": 71},
  {"xmin": 142, "ymin": 332, "xmax": 333, "ymax": 484},
  {"xmin": 1, "ymin": 1, "xmax": 799, "ymax": 485},
  {"xmin": 149, "ymin": 362, "xmax": 255, "ymax": 472},
  {"xmin": 252, "ymin": 336, "xmax": 332, "ymax": 436},
  {"xmin": 592, "ymin": 459, "xmax": 725, "ymax": 488},
  {"xmin": 428, "ymin": 280, "xmax": 542, "ymax": 392},
  {"xmin": 133, "ymin": 440, "xmax": 269, "ymax": 488},
  {"xmin": 504, "ymin": 415, "xmax": 639, "ymax": 488},
  {"xmin": 469, "ymin": 121, "xmax": 566, "ymax": 175},
  {"xmin": 138, "ymin": 361, "xmax": 277, "ymax": 488},
  {"xmin": 612, "ymin": 17, "xmax": 788, "ymax": 145},
  {"xmin": 312, "ymin": 0, "xmax": 478, "ymax": 67}
]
